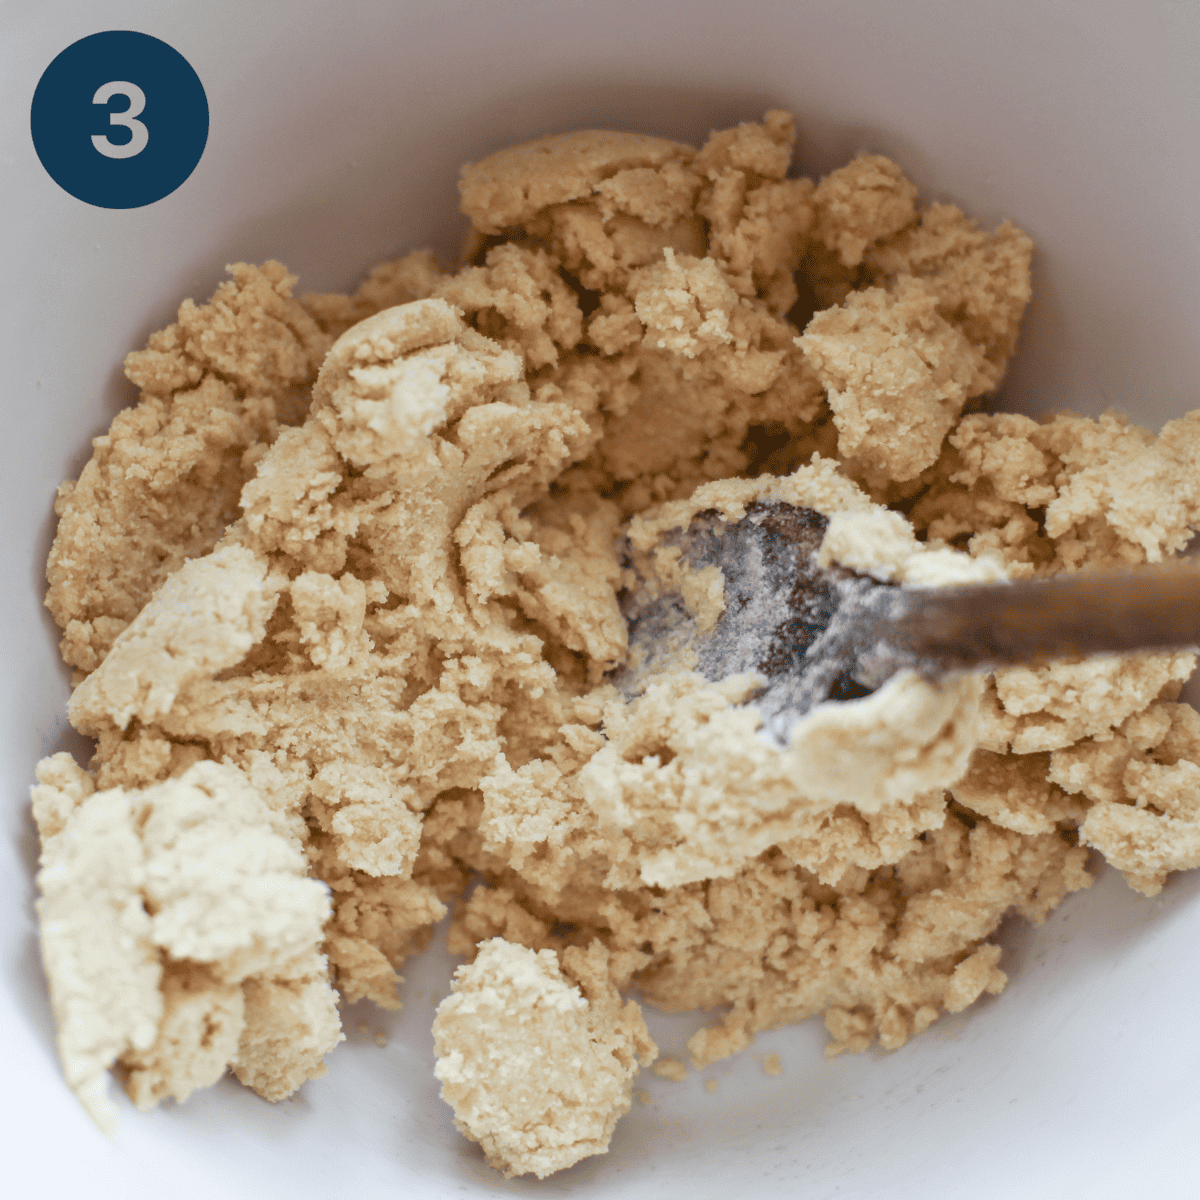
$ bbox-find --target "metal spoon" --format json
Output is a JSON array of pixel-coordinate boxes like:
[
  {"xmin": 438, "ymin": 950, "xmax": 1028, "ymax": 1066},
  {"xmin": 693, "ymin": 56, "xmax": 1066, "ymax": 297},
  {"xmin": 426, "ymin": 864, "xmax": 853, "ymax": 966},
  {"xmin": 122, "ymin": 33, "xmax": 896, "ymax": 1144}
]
[{"xmin": 612, "ymin": 500, "xmax": 1200, "ymax": 745}]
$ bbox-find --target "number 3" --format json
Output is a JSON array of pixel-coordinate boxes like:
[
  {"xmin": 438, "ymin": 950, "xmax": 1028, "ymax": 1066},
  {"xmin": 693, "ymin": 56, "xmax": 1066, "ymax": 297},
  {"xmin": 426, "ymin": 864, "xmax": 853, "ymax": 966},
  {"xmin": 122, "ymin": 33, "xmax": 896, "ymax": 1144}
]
[{"xmin": 92, "ymin": 81, "xmax": 149, "ymax": 159}]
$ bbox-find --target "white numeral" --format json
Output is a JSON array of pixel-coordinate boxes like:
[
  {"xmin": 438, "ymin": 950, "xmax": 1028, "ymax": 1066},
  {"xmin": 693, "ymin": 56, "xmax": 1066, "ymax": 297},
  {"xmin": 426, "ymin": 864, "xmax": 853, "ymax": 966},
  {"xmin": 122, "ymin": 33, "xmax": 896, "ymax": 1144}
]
[{"xmin": 91, "ymin": 81, "xmax": 149, "ymax": 159}]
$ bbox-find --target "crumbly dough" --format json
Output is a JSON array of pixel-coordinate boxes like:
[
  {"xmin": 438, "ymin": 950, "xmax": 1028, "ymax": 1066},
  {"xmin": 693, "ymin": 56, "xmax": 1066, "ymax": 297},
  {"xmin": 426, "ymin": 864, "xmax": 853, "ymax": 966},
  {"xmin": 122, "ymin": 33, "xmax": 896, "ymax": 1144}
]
[
  {"xmin": 432, "ymin": 938, "xmax": 655, "ymax": 1178},
  {"xmin": 32, "ymin": 112, "xmax": 1200, "ymax": 1177},
  {"xmin": 31, "ymin": 756, "xmax": 338, "ymax": 1131}
]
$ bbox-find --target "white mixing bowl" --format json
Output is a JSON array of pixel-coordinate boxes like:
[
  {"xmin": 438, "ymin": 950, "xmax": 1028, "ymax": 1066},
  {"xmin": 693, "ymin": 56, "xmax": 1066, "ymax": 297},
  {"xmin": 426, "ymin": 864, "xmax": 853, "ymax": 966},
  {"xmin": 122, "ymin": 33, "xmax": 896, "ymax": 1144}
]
[{"xmin": 4, "ymin": 3, "xmax": 1198, "ymax": 1197}]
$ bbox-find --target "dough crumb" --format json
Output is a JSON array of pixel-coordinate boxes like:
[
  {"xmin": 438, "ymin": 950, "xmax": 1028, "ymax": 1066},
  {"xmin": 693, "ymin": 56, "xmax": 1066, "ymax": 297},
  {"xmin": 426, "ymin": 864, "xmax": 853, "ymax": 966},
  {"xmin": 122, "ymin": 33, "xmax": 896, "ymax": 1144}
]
[
  {"xmin": 762, "ymin": 1053, "xmax": 783, "ymax": 1077},
  {"xmin": 652, "ymin": 1055, "xmax": 689, "ymax": 1081}
]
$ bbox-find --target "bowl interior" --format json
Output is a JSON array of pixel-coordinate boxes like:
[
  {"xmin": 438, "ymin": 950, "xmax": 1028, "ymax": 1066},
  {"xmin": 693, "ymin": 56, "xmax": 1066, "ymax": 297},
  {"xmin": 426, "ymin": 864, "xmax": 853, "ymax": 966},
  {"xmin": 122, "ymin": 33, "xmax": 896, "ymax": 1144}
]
[{"xmin": 4, "ymin": 3, "xmax": 1200, "ymax": 1197}]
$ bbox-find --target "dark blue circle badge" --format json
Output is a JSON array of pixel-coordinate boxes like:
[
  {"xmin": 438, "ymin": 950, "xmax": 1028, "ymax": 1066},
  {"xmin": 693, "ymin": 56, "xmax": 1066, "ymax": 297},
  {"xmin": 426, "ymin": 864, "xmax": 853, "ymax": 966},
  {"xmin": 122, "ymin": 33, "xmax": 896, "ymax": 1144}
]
[{"xmin": 31, "ymin": 31, "xmax": 208, "ymax": 209}]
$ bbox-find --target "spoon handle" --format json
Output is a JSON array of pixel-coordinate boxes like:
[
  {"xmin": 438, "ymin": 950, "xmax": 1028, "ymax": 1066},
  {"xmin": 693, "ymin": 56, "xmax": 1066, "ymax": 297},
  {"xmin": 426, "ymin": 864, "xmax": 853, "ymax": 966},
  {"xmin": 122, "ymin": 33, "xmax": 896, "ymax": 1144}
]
[{"xmin": 887, "ymin": 559, "xmax": 1200, "ymax": 675}]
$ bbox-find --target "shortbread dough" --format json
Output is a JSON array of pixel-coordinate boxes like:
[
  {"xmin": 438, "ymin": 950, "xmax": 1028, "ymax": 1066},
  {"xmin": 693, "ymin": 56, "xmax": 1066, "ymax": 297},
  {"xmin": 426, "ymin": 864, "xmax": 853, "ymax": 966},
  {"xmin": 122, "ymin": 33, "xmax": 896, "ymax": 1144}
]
[
  {"xmin": 32, "ymin": 112, "xmax": 1200, "ymax": 1176},
  {"xmin": 432, "ymin": 938, "xmax": 655, "ymax": 1178}
]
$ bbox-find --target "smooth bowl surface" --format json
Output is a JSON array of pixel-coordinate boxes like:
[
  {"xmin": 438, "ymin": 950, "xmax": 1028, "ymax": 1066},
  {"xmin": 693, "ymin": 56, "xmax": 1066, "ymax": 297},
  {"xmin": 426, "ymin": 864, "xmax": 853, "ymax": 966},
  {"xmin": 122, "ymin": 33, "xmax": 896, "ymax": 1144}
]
[{"xmin": 3, "ymin": 3, "xmax": 1199, "ymax": 1198}]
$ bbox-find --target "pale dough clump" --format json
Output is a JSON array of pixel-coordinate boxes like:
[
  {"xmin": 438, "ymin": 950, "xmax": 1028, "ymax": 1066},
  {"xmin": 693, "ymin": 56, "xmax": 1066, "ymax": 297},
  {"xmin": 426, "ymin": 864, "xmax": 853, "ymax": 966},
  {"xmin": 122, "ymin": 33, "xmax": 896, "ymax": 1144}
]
[
  {"xmin": 31, "ymin": 112, "xmax": 1200, "ymax": 1178},
  {"xmin": 31, "ymin": 755, "xmax": 339, "ymax": 1131},
  {"xmin": 432, "ymin": 938, "xmax": 655, "ymax": 1178}
]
